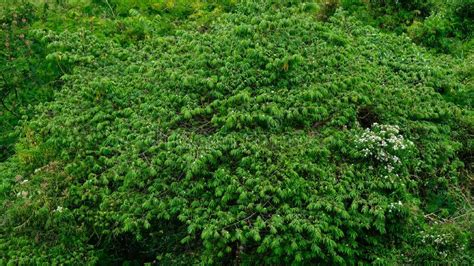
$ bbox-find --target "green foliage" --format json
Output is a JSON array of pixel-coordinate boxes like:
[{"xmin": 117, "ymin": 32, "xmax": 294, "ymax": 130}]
[
  {"xmin": 339, "ymin": 0, "xmax": 433, "ymax": 34},
  {"xmin": 0, "ymin": 0, "xmax": 234, "ymax": 163},
  {"xmin": 338, "ymin": 0, "xmax": 474, "ymax": 55},
  {"xmin": 0, "ymin": 2, "xmax": 62, "ymax": 161},
  {"xmin": 407, "ymin": 0, "xmax": 474, "ymax": 54},
  {"xmin": 0, "ymin": 0, "xmax": 472, "ymax": 264},
  {"xmin": 367, "ymin": 0, "xmax": 432, "ymax": 15}
]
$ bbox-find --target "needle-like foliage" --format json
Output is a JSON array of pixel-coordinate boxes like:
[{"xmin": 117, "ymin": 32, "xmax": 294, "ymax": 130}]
[{"xmin": 1, "ymin": 1, "xmax": 472, "ymax": 264}]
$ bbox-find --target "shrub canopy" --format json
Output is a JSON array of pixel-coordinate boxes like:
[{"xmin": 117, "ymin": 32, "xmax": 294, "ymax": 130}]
[{"xmin": 1, "ymin": 1, "xmax": 472, "ymax": 264}]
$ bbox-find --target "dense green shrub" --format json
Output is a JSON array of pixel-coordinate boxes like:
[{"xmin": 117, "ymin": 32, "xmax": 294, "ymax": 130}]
[
  {"xmin": 452, "ymin": 0, "xmax": 474, "ymax": 38},
  {"xmin": 340, "ymin": 0, "xmax": 433, "ymax": 34},
  {"xmin": 367, "ymin": 0, "xmax": 431, "ymax": 14},
  {"xmin": 0, "ymin": 2, "xmax": 62, "ymax": 161},
  {"xmin": 337, "ymin": 0, "xmax": 473, "ymax": 54},
  {"xmin": 0, "ymin": 0, "xmax": 472, "ymax": 264},
  {"xmin": 407, "ymin": 0, "xmax": 474, "ymax": 54},
  {"xmin": 0, "ymin": 0, "xmax": 233, "ymax": 163}
]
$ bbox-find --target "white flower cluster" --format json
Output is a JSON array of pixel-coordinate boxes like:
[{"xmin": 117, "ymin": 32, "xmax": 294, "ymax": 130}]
[
  {"xmin": 420, "ymin": 230, "xmax": 466, "ymax": 258},
  {"xmin": 356, "ymin": 124, "xmax": 413, "ymax": 173},
  {"xmin": 421, "ymin": 232, "xmax": 451, "ymax": 246},
  {"xmin": 54, "ymin": 206, "xmax": 65, "ymax": 213},
  {"xmin": 388, "ymin": 201, "xmax": 403, "ymax": 213}
]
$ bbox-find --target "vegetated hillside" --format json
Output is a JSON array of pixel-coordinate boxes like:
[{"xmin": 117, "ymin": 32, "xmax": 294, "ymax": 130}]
[{"xmin": 0, "ymin": 1, "xmax": 472, "ymax": 264}]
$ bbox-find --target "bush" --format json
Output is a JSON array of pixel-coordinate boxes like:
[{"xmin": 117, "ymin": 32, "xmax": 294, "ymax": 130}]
[
  {"xmin": 0, "ymin": 1, "xmax": 472, "ymax": 264},
  {"xmin": 407, "ymin": 0, "xmax": 474, "ymax": 54},
  {"xmin": 0, "ymin": 2, "xmax": 61, "ymax": 162},
  {"xmin": 368, "ymin": 0, "xmax": 431, "ymax": 14},
  {"xmin": 452, "ymin": 0, "xmax": 474, "ymax": 38},
  {"xmin": 340, "ymin": 0, "xmax": 473, "ymax": 54}
]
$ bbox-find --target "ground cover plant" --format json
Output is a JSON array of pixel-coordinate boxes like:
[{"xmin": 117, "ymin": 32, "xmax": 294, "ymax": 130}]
[{"xmin": 1, "ymin": 0, "xmax": 473, "ymax": 264}]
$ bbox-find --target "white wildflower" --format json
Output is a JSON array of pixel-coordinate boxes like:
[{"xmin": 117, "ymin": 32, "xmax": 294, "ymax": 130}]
[{"xmin": 356, "ymin": 124, "xmax": 413, "ymax": 174}]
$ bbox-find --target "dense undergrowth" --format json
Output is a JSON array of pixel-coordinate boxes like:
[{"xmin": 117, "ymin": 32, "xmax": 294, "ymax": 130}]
[{"xmin": 1, "ymin": 0, "xmax": 473, "ymax": 264}]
